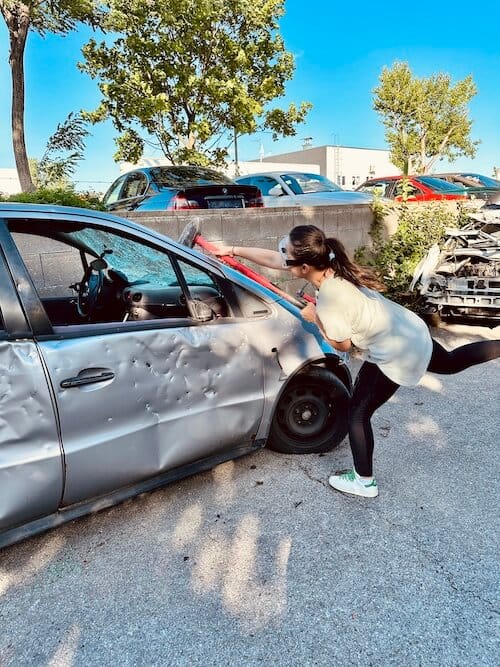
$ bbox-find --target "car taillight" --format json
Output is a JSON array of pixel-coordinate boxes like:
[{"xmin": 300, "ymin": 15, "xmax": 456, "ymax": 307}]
[
  {"xmin": 246, "ymin": 193, "xmax": 264, "ymax": 208},
  {"xmin": 172, "ymin": 195, "xmax": 201, "ymax": 210}
]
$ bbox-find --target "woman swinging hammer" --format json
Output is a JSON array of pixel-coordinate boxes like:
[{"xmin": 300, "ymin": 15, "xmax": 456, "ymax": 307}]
[{"xmin": 214, "ymin": 225, "xmax": 500, "ymax": 498}]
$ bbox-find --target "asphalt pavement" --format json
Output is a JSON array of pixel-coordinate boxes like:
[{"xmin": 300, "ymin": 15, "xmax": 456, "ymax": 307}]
[{"xmin": 1, "ymin": 322, "xmax": 498, "ymax": 666}]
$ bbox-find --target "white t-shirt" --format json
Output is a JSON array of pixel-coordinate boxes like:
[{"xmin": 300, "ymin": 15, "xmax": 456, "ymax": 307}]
[{"xmin": 316, "ymin": 277, "xmax": 433, "ymax": 386}]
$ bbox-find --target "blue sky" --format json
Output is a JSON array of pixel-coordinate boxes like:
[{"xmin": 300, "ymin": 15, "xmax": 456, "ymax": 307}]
[{"xmin": 1, "ymin": 0, "xmax": 499, "ymax": 193}]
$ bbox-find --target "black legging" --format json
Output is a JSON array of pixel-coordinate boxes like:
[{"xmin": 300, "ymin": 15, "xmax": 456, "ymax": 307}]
[{"xmin": 349, "ymin": 338, "xmax": 500, "ymax": 476}]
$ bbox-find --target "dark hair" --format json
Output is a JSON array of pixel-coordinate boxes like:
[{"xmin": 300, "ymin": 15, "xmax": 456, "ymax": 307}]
[{"xmin": 288, "ymin": 225, "xmax": 385, "ymax": 291}]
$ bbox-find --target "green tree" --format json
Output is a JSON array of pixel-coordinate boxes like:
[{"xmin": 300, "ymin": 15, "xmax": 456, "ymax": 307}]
[
  {"xmin": 0, "ymin": 0, "xmax": 100, "ymax": 192},
  {"xmin": 80, "ymin": 0, "xmax": 311, "ymax": 166},
  {"xmin": 33, "ymin": 112, "xmax": 90, "ymax": 188},
  {"xmin": 373, "ymin": 61, "xmax": 478, "ymax": 174}
]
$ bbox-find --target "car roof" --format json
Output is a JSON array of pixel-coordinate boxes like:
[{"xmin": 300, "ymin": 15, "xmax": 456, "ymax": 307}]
[
  {"xmin": 363, "ymin": 175, "xmax": 450, "ymax": 182},
  {"xmin": 0, "ymin": 201, "xmax": 137, "ymax": 224},
  {"xmin": 434, "ymin": 170, "xmax": 484, "ymax": 178},
  {"xmin": 0, "ymin": 202, "xmax": 183, "ymax": 247},
  {"xmin": 237, "ymin": 171, "xmax": 320, "ymax": 178},
  {"xmin": 363, "ymin": 175, "xmax": 402, "ymax": 181}
]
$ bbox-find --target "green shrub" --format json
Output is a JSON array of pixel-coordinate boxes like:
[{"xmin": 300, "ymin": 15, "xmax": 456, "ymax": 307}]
[
  {"xmin": 0, "ymin": 188, "xmax": 105, "ymax": 210},
  {"xmin": 363, "ymin": 201, "xmax": 470, "ymax": 308}
]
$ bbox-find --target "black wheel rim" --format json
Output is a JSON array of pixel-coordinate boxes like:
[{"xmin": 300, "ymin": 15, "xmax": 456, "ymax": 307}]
[{"xmin": 276, "ymin": 383, "xmax": 334, "ymax": 440}]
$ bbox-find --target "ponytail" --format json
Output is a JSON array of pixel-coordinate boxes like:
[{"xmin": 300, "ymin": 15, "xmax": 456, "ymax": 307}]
[
  {"xmin": 325, "ymin": 237, "xmax": 385, "ymax": 292},
  {"xmin": 289, "ymin": 225, "xmax": 385, "ymax": 292}
]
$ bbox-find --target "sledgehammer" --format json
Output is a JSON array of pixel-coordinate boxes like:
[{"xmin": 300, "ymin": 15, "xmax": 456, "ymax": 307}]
[{"xmin": 178, "ymin": 222, "xmax": 315, "ymax": 305}]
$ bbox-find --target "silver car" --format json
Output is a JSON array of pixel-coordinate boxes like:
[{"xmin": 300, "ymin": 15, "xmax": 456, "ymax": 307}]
[
  {"xmin": 0, "ymin": 203, "xmax": 351, "ymax": 548},
  {"xmin": 235, "ymin": 171, "xmax": 374, "ymax": 207}
]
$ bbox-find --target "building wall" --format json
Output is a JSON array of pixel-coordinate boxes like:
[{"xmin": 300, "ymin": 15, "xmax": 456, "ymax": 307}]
[
  {"xmin": 0, "ymin": 168, "xmax": 21, "ymax": 196},
  {"xmin": 258, "ymin": 145, "xmax": 400, "ymax": 189},
  {"xmin": 233, "ymin": 161, "xmax": 321, "ymax": 178},
  {"xmin": 325, "ymin": 146, "xmax": 400, "ymax": 188}
]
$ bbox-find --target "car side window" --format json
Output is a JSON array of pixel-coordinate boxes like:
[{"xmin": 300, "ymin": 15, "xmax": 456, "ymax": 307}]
[
  {"xmin": 103, "ymin": 176, "xmax": 126, "ymax": 205},
  {"xmin": 176, "ymin": 258, "xmax": 229, "ymax": 319},
  {"xmin": 121, "ymin": 173, "xmax": 148, "ymax": 200},
  {"xmin": 12, "ymin": 232, "xmax": 85, "ymax": 298},
  {"xmin": 359, "ymin": 181, "xmax": 387, "ymax": 197},
  {"xmin": 252, "ymin": 176, "xmax": 280, "ymax": 196},
  {"xmin": 281, "ymin": 175, "xmax": 301, "ymax": 194},
  {"xmin": 394, "ymin": 181, "xmax": 420, "ymax": 198},
  {"xmin": 9, "ymin": 221, "xmax": 230, "ymax": 328}
]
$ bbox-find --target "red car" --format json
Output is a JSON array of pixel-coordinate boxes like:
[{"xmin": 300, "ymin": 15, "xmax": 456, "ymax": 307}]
[{"xmin": 356, "ymin": 175, "xmax": 468, "ymax": 202}]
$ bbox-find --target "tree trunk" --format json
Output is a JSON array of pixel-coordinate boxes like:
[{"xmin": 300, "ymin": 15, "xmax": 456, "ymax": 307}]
[{"xmin": 8, "ymin": 14, "xmax": 34, "ymax": 192}]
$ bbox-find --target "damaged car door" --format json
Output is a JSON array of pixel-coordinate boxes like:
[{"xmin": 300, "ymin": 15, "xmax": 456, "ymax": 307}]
[
  {"xmin": 7, "ymin": 218, "xmax": 266, "ymax": 507},
  {"xmin": 0, "ymin": 237, "xmax": 63, "ymax": 533}
]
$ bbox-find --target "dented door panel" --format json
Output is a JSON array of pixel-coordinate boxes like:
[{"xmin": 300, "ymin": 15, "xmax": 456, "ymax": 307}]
[
  {"xmin": 0, "ymin": 341, "xmax": 62, "ymax": 531},
  {"xmin": 38, "ymin": 321, "xmax": 266, "ymax": 506}
]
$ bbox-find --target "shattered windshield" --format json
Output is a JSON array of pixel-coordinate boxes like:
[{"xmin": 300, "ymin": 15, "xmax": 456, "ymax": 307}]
[{"xmin": 70, "ymin": 228, "xmax": 176, "ymax": 285}]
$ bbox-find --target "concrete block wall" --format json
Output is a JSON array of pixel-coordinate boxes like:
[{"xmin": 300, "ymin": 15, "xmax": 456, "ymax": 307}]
[{"xmin": 123, "ymin": 204, "xmax": 375, "ymax": 298}]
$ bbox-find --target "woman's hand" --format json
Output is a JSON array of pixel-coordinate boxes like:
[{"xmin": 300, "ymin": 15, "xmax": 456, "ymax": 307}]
[
  {"xmin": 301, "ymin": 303, "xmax": 317, "ymax": 323},
  {"xmin": 211, "ymin": 243, "xmax": 234, "ymax": 257}
]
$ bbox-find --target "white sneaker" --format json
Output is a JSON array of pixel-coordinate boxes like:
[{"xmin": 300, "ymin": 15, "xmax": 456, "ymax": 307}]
[{"xmin": 328, "ymin": 469, "xmax": 378, "ymax": 498}]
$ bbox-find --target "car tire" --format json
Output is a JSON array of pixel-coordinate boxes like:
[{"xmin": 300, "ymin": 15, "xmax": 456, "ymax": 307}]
[{"xmin": 267, "ymin": 367, "xmax": 350, "ymax": 454}]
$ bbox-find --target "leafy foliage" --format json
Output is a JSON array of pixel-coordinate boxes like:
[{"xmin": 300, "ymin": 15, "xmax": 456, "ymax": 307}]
[
  {"xmin": 0, "ymin": 1, "xmax": 101, "ymax": 191},
  {"xmin": 0, "ymin": 0, "xmax": 101, "ymax": 34},
  {"xmin": 373, "ymin": 61, "xmax": 478, "ymax": 174},
  {"xmin": 34, "ymin": 112, "xmax": 91, "ymax": 188},
  {"xmin": 29, "ymin": 158, "xmax": 73, "ymax": 190},
  {"xmin": 0, "ymin": 187, "xmax": 105, "ymax": 209},
  {"xmin": 80, "ymin": 0, "xmax": 311, "ymax": 166}
]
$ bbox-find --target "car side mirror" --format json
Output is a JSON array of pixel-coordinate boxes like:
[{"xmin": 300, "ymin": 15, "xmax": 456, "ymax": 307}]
[
  {"xmin": 187, "ymin": 299, "xmax": 214, "ymax": 322},
  {"xmin": 268, "ymin": 185, "xmax": 285, "ymax": 196}
]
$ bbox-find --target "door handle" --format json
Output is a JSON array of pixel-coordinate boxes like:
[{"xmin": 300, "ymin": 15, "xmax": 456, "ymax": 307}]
[{"xmin": 60, "ymin": 370, "xmax": 115, "ymax": 388}]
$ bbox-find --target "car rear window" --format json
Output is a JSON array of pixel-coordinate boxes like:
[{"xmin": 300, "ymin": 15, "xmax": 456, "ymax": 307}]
[
  {"xmin": 417, "ymin": 176, "xmax": 466, "ymax": 193},
  {"xmin": 150, "ymin": 166, "xmax": 233, "ymax": 187},
  {"xmin": 461, "ymin": 174, "xmax": 500, "ymax": 188}
]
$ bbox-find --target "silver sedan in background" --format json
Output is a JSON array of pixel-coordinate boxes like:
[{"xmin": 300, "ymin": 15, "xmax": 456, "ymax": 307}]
[{"xmin": 235, "ymin": 171, "xmax": 374, "ymax": 207}]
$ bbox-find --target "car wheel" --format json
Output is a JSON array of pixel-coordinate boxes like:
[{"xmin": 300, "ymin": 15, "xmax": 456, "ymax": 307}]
[{"xmin": 267, "ymin": 367, "xmax": 350, "ymax": 454}]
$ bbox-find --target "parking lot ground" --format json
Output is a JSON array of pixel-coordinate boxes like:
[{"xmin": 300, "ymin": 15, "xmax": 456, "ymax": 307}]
[{"xmin": 1, "ymin": 323, "xmax": 498, "ymax": 666}]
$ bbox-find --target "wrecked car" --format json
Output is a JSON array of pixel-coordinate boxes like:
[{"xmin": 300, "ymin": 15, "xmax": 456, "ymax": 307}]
[
  {"xmin": 411, "ymin": 207, "xmax": 500, "ymax": 322},
  {"xmin": 0, "ymin": 203, "xmax": 351, "ymax": 548}
]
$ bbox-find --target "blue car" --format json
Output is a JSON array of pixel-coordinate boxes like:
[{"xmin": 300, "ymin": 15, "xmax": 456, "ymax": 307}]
[{"xmin": 102, "ymin": 165, "xmax": 264, "ymax": 212}]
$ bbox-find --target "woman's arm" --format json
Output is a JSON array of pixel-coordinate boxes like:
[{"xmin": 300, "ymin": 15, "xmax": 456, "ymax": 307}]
[
  {"xmin": 300, "ymin": 303, "xmax": 352, "ymax": 352},
  {"xmin": 212, "ymin": 244, "xmax": 284, "ymax": 270}
]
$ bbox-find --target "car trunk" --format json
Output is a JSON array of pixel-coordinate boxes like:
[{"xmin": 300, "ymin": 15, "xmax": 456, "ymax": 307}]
[{"xmin": 173, "ymin": 184, "xmax": 263, "ymax": 209}]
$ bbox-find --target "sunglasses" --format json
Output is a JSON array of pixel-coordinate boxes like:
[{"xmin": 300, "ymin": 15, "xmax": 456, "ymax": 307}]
[{"xmin": 278, "ymin": 236, "xmax": 303, "ymax": 268}]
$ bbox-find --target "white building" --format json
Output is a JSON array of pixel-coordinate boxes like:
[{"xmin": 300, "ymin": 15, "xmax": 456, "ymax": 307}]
[
  {"xmin": 251, "ymin": 145, "xmax": 400, "ymax": 189},
  {"xmin": 0, "ymin": 168, "xmax": 21, "ymax": 196}
]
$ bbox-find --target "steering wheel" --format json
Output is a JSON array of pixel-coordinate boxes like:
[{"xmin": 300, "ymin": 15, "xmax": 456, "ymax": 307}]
[{"xmin": 75, "ymin": 254, "xmax": 109, "ymax": 318}]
